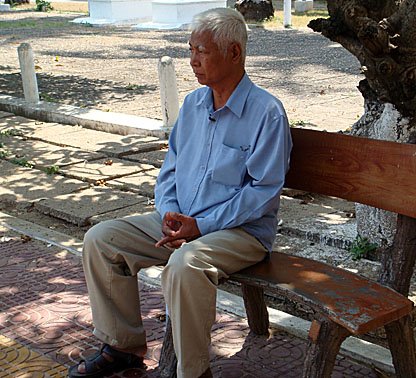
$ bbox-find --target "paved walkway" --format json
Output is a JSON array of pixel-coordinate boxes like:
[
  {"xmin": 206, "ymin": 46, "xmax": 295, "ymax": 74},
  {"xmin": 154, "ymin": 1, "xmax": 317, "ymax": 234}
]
[
  {"xmin": 0, "ymin": 227, "xmax": 378, "ymax": 378},
  {"xmin": 0, "ymin": 109, "xmax": 391, "ymax": 377}
]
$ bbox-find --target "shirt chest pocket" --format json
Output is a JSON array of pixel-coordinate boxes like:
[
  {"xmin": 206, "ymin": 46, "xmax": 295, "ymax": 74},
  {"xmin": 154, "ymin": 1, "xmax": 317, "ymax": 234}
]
[{"xmin": 211, "ymin": 144, "xmax": 249, "ymax": 187}]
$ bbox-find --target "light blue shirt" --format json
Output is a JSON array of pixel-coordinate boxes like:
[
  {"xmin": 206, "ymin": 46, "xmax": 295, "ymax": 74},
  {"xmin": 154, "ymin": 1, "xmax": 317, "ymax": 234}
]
[{"xmin": 155, "ymin": 74, "xmax": 292, "ymax": 251}]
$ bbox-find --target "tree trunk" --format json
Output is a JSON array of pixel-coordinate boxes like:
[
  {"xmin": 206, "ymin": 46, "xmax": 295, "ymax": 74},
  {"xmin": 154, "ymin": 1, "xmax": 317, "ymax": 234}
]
[{"xmin": 308, "ymin": 0, "xmax": 416, "ymax": 251}]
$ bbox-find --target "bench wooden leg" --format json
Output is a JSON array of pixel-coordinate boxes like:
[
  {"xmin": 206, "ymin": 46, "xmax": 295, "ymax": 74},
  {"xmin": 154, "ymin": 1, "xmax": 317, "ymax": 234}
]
[
  {"xmin": 302, "ymin": 319, "xmax": 351, "ymax": 378},
  {"xmin": 384, "ymin": 314, "xmax": 416, "ymax": 377},
  {"xmin": 378, "ymin": 215, "xmax": 416, "ymax": 376},
  {"xmin": 158, "ymin": 316, "xmax": 177, "ymax": 378},
  {"xmin": 241, "ymin": 283, "xmax": 269, "ymax": 335},
  {"xmin": 379, "ymin": 215, "xmax": 416, "ymax": 295}
]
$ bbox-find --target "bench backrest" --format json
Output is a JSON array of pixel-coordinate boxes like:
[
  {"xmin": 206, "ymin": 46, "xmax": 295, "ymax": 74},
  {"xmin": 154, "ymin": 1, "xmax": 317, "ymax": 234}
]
[{"xmin": 285, "ymin": 128, "xmax": 416, "ymax": 219}]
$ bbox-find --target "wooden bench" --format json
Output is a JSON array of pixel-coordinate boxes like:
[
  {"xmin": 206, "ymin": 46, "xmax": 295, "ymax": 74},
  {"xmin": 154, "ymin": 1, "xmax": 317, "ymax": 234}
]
[{"xmin": 158, "ymin": 128, "xmax": 416, "ymax": 377}]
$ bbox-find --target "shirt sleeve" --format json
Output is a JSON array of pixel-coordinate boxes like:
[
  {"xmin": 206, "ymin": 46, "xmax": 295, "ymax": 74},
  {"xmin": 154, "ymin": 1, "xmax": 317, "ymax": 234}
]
[
  {"xmin": 154, "ymin": 123, "xmax": 181, "ymax": 219},
  {"xmin": 195, "ymin": 114, "xmax": 292, "ymax": 235}
]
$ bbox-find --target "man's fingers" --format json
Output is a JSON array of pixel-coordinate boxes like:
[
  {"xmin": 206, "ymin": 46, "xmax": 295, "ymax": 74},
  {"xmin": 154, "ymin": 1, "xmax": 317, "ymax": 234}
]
[
  {"xmin": 166, "ymin": 212, "xmax": 186, "ymax": 222},
  {"xmin": 155, "ymin": 236, "xmax": 170, "ymax": 248},
  {"xmin": 166, "ymin": 219, "xmax": 181, "ymax": 231},
  {"xmin": 166, "ymin": 239, "xmax": 186, "ymax": 249},
  {"xmin": 155, "ymin": 236, "xmax": 186, "ymax": 249}
]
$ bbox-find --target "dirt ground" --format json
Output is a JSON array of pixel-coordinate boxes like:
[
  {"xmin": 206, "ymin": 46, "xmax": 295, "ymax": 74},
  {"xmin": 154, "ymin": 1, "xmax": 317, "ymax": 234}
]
[{"xmin": 0, "ymin": 4, "xmax": 364, "ymax": 132}]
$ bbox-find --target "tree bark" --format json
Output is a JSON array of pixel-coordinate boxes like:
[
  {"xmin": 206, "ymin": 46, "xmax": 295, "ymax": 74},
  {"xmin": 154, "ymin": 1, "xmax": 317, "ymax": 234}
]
[
  {"xmin": 309, "ymin": 0, "xmax": 416, "ymax": 249},
  {"xmin": 379, "ymin": 214, "xmax": 416, "ymax": 295}
]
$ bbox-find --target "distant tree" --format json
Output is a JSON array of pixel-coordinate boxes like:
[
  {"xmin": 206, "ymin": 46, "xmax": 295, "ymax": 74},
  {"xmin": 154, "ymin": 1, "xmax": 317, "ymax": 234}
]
[
  {"xmin": 309, "ymin": 0, "xmax": 416, "ymax": 250},
  {"xmin": 5, "ymin": 0, "xmax": 30, "ymax": 4},
  {"xmin": 235, "ymin": 0, "xmax": 274, "ymax": 22}
]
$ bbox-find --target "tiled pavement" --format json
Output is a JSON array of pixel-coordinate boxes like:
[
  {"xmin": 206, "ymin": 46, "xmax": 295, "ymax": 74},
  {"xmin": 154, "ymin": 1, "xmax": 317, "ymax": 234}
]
[{"xmin": 0, "ymin": 229, "xmax": 379, "ymax": 378}]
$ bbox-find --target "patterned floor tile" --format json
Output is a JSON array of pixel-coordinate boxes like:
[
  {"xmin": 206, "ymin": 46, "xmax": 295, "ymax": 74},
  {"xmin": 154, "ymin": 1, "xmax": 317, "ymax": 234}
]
[{"xmin": 0, "ymin": 235, "xmax": 380, "ymax": 377}]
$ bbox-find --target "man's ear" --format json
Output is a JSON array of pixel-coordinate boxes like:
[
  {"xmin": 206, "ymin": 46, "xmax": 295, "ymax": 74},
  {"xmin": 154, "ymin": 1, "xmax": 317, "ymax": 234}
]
[{"xmin": 230, "ymin": 43, "xmax": 243, "ymax": 63}]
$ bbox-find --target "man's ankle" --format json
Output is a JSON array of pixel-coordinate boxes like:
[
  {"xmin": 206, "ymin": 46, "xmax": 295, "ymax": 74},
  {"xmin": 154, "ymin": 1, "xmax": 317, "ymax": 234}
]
[{"xmin": 112, "ymin": 345, "xmax": 147, "ymax": 358}]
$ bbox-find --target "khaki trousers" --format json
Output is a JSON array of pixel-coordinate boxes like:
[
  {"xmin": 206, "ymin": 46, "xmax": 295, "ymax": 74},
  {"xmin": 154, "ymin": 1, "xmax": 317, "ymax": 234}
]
[{"xmin": 82, "ymin": 211, "xmax": 267, "ymax": 378}]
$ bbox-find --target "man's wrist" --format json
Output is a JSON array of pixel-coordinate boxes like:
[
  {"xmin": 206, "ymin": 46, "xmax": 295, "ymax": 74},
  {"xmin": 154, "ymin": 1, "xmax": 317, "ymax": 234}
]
[{"xmin": 195, "ymin": 217, "xmax": 214, "ymax": 236}]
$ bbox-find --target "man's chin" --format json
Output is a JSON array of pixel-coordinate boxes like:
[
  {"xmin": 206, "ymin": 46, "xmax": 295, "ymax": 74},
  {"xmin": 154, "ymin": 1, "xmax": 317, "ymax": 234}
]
[{"xmin": 194, "ymin": 75, "xmax": 206, "ymax": 85}]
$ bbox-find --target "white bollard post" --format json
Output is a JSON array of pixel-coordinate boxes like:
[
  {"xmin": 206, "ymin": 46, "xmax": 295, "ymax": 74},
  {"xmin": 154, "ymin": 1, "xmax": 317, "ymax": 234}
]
[
  {"xmin": 17, "ymin": 43, "xmax": 39, "ymax": 103},
  {"xmin": 283, "ymin": 0, "xmax": 292, "ymax": 28},
  {"xmin": 158, "ymin": 56, "xmax": 179, "ymax": 131}
]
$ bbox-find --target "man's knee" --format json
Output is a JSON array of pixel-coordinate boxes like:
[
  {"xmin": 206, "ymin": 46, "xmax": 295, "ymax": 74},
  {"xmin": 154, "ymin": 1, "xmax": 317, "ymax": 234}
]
[
  {"xmin": 162, "ymin": 245, "xmax": 215, "ymax": 286},
  {"xmin": 161, "ymin": 248, "xmax": 194, "ymax": 286},
  {"xmin": 83, "ymin": 220, "xmax": 118, "ymax": 257},
  {"xmin": 163, "ymin": 248, "xmax": 189, "ymax": 275}
]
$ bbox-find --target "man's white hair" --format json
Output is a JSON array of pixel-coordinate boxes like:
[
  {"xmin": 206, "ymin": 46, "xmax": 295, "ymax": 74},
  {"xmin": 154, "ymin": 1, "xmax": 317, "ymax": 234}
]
[{"xmin": 190, "ymin": 8, "xmax": 247, "ymax": 63}]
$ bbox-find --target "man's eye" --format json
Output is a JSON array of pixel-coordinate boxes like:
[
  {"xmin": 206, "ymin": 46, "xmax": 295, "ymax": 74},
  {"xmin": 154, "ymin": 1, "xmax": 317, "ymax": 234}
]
[{"xmin": 188, "ymin": 46, "xmax": 207, "ymax": 55}]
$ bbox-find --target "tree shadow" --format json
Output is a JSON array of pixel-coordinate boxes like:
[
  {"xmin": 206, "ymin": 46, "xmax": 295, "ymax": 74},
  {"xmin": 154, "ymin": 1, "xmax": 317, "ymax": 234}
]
[
  {"xmin": 0, "ymin": 235, "xmax": 165, "ymax": 375},
  {"xmin": 1, "ymin": 14, "xmax": 362, "ymax": 120},
  {"xmin": 211, "ymin": 326, "xmax": 379, "ymax": 377},
  {"xmin": 0, "ymin": 72, "xmax": 157, "ymax": 108}
]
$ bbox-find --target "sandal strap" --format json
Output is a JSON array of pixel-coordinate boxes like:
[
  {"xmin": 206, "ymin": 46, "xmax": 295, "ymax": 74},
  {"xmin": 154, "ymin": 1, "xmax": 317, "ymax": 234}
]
[
  {"xmin": 102, "ymin": 344, "xmax": 134, "ymax": 363},
  {"xmin": 84, "ymin": 352, "xmax": 112, "ymax": 374},
  {"xmin": 102, "ymin": 344, "xmax": 144, "ymax": 366}
]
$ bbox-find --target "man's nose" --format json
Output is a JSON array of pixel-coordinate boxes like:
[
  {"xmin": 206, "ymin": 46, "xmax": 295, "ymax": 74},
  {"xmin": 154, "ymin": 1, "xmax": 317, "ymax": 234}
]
[{"xmin": 190, "ymin": 52, "xmax": 199, "ymax": 67}]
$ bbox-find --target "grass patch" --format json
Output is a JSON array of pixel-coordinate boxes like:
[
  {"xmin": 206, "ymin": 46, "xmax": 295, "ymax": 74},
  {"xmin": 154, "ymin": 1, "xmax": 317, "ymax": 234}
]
[
  {"xmin": 9, "ymin": 156, "xmax": 34, "ymax": 168},
  {"xmin": 349, "ymin": 236, "xmax": 378, "ymax": 261},
  {"xmin": 261, "ymin": 9, "xmax": 329, "ymax": 29},
  {"xmin": 0, "ymin": 19, "xmax": 73, "ymax": 29},
  {"xmin": 49, "ymin": 2, "xmax": 89, "ymax": 13},
  {"xmin": 35, "ymin": 0, "xmax": 53, "ymax": 12},
  {"xmin": 5, "ymin": 1, "xmax": 88, "ymax": 13},
  {"xmin": 43, "ymin": 165, "xmax": 60, "ymax": 174}
]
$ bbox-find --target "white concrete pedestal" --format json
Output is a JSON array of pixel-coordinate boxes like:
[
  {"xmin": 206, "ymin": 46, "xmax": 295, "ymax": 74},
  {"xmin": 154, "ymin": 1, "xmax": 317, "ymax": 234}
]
[
  {"xmin": 0, "ymin": 0, "xmax": 11, "ymax": 12},
  {"xmin": 134, "ymin": 0, "xmax": 226, "ymax": 30},
  {"xmin": 294, "ymin": 0, "xmax": 313, "ymax": 12},
  {"xmin": 73, "ymin": 0, "xmax": 152, "ymax": 25}
]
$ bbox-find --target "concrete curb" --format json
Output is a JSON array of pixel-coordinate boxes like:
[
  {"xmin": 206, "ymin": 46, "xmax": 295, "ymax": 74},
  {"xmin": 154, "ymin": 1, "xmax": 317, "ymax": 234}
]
[
  {"xmin": 0, "ymin": 95, "xmax": 167, "ymax": 138},
  {"xmin": 0, "ymin": 211, "xmax": 394, "ymax": 375}
]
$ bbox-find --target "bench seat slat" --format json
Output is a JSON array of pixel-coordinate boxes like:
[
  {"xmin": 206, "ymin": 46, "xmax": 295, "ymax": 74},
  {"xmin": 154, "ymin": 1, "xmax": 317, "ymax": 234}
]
[
  {"xmin": 230, "ymin": 252, "xmax": 413, "ymax": 335},
  {"xmin": 285, "ymin": 128, "xmax": 416, "ymax": 218}
]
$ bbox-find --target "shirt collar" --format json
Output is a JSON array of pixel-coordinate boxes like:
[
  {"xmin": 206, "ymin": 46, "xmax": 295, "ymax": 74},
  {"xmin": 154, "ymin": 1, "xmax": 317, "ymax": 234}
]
[
  {"xmin": 197, "ymin": 73, "xmax": 253, "ymax": 118},
  {"xmin": 224, "ymin": 73, "xmax": 253, "ymax": 118}
]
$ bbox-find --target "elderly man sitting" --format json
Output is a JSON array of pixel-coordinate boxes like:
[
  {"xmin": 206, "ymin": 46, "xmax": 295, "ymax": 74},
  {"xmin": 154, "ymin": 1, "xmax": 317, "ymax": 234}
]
[{"xmin": 69, "ymin": 7, "xmax": 292, "ymax": 378}]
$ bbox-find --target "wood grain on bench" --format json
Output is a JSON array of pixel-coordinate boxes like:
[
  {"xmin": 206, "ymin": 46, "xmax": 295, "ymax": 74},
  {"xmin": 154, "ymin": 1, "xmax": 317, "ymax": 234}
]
[
  {"xmin": 231, "ymin": 252, "xmax": 413, "ymax": 335},
  {"xmin": 286, "ymin": 128, "xmax": 416, "ymax": 218}
]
